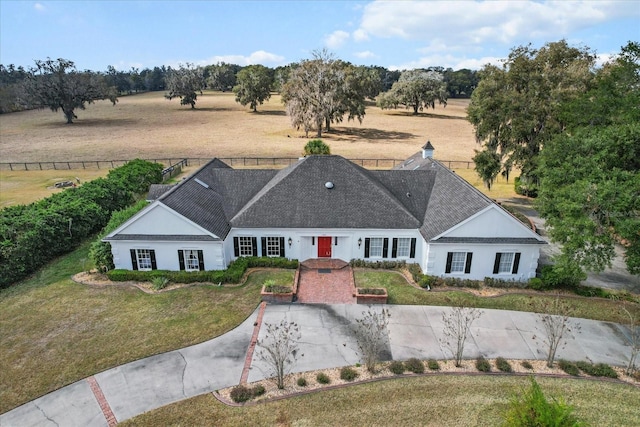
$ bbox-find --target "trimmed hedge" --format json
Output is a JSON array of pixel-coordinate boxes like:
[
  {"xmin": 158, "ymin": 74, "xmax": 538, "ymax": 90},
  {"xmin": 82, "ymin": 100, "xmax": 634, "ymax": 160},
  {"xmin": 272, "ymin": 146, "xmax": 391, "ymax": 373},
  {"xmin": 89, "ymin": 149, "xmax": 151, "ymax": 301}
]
[
  {"xmin": 0, "ymin": 159, "xmax": 163, "ymax": 288},
  {"xmin": 107, "ymin": 256, "xmax": 298, "ymax": 284}
]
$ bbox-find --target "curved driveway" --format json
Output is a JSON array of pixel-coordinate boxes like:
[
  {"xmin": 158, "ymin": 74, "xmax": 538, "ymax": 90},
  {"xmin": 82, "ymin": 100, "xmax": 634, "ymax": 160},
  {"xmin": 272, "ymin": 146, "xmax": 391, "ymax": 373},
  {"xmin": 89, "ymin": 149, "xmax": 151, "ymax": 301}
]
[{"xmin": 1, "ymin": 303, "xmax": 635, "ymax": 426}]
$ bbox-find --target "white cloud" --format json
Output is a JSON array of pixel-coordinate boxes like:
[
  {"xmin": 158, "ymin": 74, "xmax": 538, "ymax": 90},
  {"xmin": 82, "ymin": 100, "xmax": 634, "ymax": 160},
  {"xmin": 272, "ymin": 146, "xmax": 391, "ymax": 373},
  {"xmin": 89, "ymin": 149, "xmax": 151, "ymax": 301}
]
[
  {"xmin": 202, "ymin": 50, "xmax": 285, "ymax": 66},
  {"xmin": 357, "ymin": 0, "xmax": 639, "ymax": 48},
  {"xmin": 324, "ymin": 30, "xmax": 350, "ymax": 49},
  {"xmin": 390, "ymin": 54, "xmax": 504, "ymax": 71},
  {"xmin": 353, "ymin": 29, "xmax": 369, "ymax": 42},
  {"xmin": 354, "ymin": 50, "xmax": 378, "ymax": 59},
  {"xmin": 34, "ymin": 3, "xmax": 45, "ymax": 12}
]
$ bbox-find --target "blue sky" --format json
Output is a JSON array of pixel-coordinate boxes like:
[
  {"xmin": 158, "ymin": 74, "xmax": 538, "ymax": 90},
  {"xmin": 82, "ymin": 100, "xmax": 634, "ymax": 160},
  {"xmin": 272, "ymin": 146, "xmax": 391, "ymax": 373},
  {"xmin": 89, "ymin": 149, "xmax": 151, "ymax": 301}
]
[{"xmin": 1, "ymin": 0, "xmax": 638, "ymax": 72}]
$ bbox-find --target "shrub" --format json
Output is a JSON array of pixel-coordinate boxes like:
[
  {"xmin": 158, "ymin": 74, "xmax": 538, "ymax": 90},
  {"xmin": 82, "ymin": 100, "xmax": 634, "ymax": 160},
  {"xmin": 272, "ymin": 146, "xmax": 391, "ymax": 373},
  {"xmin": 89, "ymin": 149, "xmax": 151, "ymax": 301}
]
[
  {"xmin": 357, "ymin": 287, "xmax": 386, "ymax": 295},
  {"xmin": 296, "ymin": 377, "xmax": 308, "ymax": 387},
  {"xmin": 404, "ymin": 358, "xmax": 425, "ymax": 374},
  {"xmin": 264, "ymin": 284, "xmax": 292, "ymax": 293},
  {"xmin": 495, "ymin": 357, "xmax": 513, "ymax": 373},
  {"xmin": 151, "ymin": 276, "xmax": 170, "ymax": 290},
  {"xmin": 303, "ymin": 139, "xmax": 330, "ymax": 155},
  {"xmin": 316, "ymin": 372, "xmax": 330, "ymax": 384},
  {"xmin": 557, "ymin": 360, "xmax": 580, "ymax": 376},
  {"xmin": 252, "ymin": 384, "xmax": 266, "ymax": 397},
  {"xmin": 427, "ymin": 359, "xmax": 440, "ymax": 371},
  {"xmin": 476, "ymin": 356, "xmax": 491, "ymax": 372},
  {"xmin": 406, "ymin": 263, "xmax": 424, "ymax": 283},
  {"xmin": 540, "ymin": 260, "xmax": 586, "ymax": 289},
  {"xmin": 340, "ymin": 367, "xmax": 359, "ymax": 381},
  {"xmin": 575, "ymin": 361, "xmax": 618, "ymax": 378},
  {"xmin": 388, "ymin": 361, "xmax": 405, "ymax": 375},
  {"xmin": 230, "ymin": 385, "xmax": 253, "ymax": 403},
  {"xmin": 503, "ymin": 377, "xmax": 583, "ymax": 426},
  {"xmin": 521, "ymin": 360, "xmax": 534, "ymax": 370},
  {"xmin": 350, "ymin": 259, "xmax": 407, "ymax": 270},
  {"xmin": 485, "ymin": 277, "xmax": 527, "ymax": 289},
  {"xmin": 527, "ymin": 277, "xmax": 549, "ymax": 291}
]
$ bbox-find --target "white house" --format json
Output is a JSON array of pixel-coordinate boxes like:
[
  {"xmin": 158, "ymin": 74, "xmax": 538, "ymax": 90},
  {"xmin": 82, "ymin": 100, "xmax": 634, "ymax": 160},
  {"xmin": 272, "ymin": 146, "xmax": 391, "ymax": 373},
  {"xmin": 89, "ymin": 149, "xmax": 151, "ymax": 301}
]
[{"xmin": 104, "ymin": 144, "xmax": 545, "ymax": 280}]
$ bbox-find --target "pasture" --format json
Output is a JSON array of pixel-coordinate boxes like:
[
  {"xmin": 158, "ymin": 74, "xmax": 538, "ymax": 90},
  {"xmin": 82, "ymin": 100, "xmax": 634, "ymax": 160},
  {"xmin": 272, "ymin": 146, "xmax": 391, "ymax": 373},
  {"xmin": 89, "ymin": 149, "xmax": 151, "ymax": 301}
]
[{"xmin": 0, "ymin": 91, "xmax": 516, "ymax": 207}]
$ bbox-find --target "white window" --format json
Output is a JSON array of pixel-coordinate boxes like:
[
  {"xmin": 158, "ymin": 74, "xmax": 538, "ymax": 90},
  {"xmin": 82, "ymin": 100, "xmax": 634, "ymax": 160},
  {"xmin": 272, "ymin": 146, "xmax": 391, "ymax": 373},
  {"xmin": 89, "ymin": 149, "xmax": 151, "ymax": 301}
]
[
  {"xmin": 369, "ymin": 238, "xmax": 384, "ymax": 257},
  {"xmin": 185, "ymin": 250, "xmax": 200, "ymax": 271},
  {"xmin": 397, "ymin": 238, "xmax": 411, "ymax": 257},
  {"xmin": 239, "ymin": 237, "xmax": 254, "ymax": 256},
  {"xmin": 498, "ymin": 252, "xmax": 515, "ymax": 273},
  {"xmin": 136, "ymin": 249, "xmax": 153, "ymax": 271},
  {"xmin": 450, "ymin": 252, "xmax": 467, "ymax": 273},
  {"xmin": 266, "ymin": 237, "xmax": 281, "ymax": 257}
]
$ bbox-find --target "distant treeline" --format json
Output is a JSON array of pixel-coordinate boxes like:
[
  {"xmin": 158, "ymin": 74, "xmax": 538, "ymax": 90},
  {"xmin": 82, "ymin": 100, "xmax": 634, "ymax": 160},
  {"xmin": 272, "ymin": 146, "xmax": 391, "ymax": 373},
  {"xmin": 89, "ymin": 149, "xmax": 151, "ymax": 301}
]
[{"xmin": 0, "ymin": 62, "xmax": 478, "ymax": 114}]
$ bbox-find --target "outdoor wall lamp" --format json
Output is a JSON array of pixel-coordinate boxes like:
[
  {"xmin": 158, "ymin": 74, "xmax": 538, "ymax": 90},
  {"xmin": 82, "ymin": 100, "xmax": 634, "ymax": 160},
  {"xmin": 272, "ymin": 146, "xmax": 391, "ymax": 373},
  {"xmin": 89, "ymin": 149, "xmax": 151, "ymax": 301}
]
[
  {"xmin": 288, "ymin": 237, "xmax": 293, "ymax": 247},
  {"xmin": 358, "ymin": 238, "xmax": 362, "ymax": 248}
]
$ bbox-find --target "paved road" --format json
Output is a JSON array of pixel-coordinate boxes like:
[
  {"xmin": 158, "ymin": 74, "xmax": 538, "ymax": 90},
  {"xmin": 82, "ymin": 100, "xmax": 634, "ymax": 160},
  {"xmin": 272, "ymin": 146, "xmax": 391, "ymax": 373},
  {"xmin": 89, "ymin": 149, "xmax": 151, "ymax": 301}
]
[{"xmin": 2, "ymin": 303, "xmax": 635, "ymax": 427}]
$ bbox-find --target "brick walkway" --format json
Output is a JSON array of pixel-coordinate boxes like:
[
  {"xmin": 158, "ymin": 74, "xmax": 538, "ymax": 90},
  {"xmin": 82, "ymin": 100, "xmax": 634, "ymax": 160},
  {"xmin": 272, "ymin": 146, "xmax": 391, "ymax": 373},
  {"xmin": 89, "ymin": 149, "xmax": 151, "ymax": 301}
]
[{"xmin": 296, "ymin": 259, "xmax": 356, "ymax": 304}]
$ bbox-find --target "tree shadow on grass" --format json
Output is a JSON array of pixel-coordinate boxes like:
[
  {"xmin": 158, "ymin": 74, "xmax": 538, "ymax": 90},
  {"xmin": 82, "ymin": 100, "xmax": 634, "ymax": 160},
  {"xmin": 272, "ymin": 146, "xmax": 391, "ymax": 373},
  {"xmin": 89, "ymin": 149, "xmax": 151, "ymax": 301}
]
[
  {"xmin": 251, "ymin": 109, "xmax": 287, "ymax": 116},
  {"xmin": 176, "ymin": 107, "xmax": 233, "ymax": 112},
  {"xmin": 384, "ymin": 110, "xmax": 468, "ymax": 120},
  {"xmin": 34, "ymin": 118, "xmax": 140, "ymax": 128},
  {"xmin": 327, "ymin": 127, "xmax": 416, "ymax": 141}
]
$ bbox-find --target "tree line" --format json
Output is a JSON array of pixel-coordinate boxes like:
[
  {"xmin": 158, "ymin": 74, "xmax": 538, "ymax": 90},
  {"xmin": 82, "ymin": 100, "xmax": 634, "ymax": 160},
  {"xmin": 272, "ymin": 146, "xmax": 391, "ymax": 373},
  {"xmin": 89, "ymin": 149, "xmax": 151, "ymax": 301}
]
[{"xmin": 0, "ymin": 57, "xmax": 478, "ymax": 118}]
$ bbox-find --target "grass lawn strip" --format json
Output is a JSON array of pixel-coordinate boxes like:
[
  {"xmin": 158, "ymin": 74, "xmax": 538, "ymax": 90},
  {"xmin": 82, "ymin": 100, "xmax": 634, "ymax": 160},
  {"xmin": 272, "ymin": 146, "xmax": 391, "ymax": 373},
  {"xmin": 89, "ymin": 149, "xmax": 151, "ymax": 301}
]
[
  {"xmin": 120, "ymin": 375, "xmax": 640, "ymax": 427},
  {"xmin": 0, "ymin": 243, "xmax": 293, "ymax": 414}
]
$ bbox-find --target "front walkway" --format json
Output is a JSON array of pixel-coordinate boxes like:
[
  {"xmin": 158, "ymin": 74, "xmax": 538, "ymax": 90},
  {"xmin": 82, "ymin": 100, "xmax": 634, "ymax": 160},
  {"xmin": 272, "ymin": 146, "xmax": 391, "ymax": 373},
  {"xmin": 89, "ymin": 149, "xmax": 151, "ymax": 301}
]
[{"xmin": 296, "ymin": 259, "xmax": 356, "ymax": 304}]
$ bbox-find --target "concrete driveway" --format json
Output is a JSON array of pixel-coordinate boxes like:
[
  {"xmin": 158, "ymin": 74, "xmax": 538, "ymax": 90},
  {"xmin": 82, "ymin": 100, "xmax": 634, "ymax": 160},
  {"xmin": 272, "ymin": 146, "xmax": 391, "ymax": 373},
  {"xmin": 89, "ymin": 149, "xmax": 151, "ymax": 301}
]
[{"xmin": 1, "ymin": 303, "xmax": 636, "ymax": 426}]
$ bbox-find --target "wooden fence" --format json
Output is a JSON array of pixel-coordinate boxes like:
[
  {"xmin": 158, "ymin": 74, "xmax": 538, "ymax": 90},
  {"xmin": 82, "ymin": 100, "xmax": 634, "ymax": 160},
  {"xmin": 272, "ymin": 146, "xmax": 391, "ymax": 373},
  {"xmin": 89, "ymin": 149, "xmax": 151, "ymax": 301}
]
[{"xmin": 0, "ymin": 157, "xmax": 474, "ymax": 171}]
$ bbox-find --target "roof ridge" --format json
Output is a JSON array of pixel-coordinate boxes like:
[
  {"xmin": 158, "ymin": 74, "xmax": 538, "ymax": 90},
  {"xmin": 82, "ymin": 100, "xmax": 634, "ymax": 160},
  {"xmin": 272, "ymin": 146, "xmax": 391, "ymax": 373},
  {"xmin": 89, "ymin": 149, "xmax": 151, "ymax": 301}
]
[{"xmin": 157, "ymin": 158, "xmax": 227, "ymax": 202}]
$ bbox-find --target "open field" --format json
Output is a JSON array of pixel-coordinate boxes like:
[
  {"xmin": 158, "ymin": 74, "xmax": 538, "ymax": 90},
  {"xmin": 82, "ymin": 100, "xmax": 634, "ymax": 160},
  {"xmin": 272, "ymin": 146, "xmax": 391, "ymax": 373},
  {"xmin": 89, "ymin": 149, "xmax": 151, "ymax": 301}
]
[
  {"xmin": 0, "ymin": 92, "xmax": 517, "ymax": 206},
  {"xmin": 121, "ymin": 375, "xmax": 640, "ymax": 426}
]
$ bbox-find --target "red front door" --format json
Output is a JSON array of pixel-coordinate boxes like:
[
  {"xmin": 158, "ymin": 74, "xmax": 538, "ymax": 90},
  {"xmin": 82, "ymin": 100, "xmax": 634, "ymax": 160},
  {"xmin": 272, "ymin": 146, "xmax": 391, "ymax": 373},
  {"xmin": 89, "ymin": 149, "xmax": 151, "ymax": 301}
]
[{"xmin": 318, "ymin": 237, "xmax": 332, "ymax": 258}]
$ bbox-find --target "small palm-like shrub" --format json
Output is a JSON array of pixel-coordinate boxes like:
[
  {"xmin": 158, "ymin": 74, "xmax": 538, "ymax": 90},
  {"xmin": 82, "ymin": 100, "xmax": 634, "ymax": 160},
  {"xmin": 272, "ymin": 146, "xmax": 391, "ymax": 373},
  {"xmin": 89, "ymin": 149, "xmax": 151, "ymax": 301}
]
[
  {"xmin": 496, "ymin": 357, "xmax": 513, "ymax": 373},
  {"xmin": 404, "ymin": 358, "xmax": 425, "ymax": 374},
  {"xmin": 297, "ymin": 377, "xmax": 308, "ymax": 387},
  {"xmin": 427, "ymin": 359, "xmax": 440, "ymax": 371},
  {"xmin": 388, "ymin": 361, "xmax": 405, "ymax": 375},
  {"xmin": 476, "ymin": 356, "xmax": 491, "ymax": 372},
  {"xmin": 316, "ymin": 372, "xmax": 331, "ymax": 384},
  {"xmin": 151, "ymin": 276, "xmax": 170, "ymax": 290},
  {"xmin": 521, "ymin": 360, "xmax": 534, "ymax": 370},
  {"xmin": 340, "ymin": 367, "xmax": 359, "ymax": 381}
]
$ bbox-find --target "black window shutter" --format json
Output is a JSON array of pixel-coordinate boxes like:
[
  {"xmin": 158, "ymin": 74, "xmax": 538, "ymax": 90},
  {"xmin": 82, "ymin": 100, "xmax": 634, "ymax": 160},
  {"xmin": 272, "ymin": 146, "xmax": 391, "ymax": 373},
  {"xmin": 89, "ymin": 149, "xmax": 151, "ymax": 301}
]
[
  {"xmin": 383, "ymin": 238, "xmax": 389, "ymax": 258},
  {"xmin": 178, "ymin": 250, "xmax": 185, "ymax": 270},
  {"xmin": 150, "ymin": 250, "xmax": 157, "ymax": 270},
  {"xmin": 493, "ymin": 253, "xmax": 502, "ymax": 274},
  {"xmin": 279, "ymin": 237, "xmax": 285, "ymax": 257},
  {"xmin": 233, "ymin": 237, "xmax": 239, "ymax": 257},
  {"xmin": 334, "ymin": 236, "xmax": 338, "ymax": 245},
  {"xmin": 261, "ymin": 237, "xmax": 267, "ymax": 257},
  {"xmin": 130, "ymin": 249, "xmax": 138, "ymax": 270},
  {"xmin": 364, "ymin": 238, "xmax": 370, "ymax": 258},
  {"xmin": 445, "ymin": 252, "xmax": 453, "ymax": 273},
  {"xmin": 252, "ymin": 237, "xmax": 258, "ymax": 256},
  {"xmin": 464, "ymin": 252, "xmax": 473, "ymax": 274},
  {"xmin": 410, "ymin": 238, "xmax": 417, "ymax": 258},
  {"xmin": 512, "ymin": 253, "xmax": 521, "ymax": 274},
  {"xmin": 312, "ymin": 236, "xmax": 315, "ymax": 245},
  {"xmin": 197, "ymin": 250, "xmax": 205, "ymax": 271},
  {"xmin": 391, "ymin": 238, "xmax": 398, "ymax": 258}
]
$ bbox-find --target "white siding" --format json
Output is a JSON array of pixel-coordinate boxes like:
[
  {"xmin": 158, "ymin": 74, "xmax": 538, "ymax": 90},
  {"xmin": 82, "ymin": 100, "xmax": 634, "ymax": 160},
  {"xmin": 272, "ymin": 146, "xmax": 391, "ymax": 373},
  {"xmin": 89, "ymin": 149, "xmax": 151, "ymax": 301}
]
[
  {"xmin": 444, "ymin": 206, "xmax": 537, "ymax": 239},
  {"xmin": 110, "ymin": 241, "xmax": 225, "ymax": 271},
  {"xmin": 117, "ymin": 204, "xmax": 207, "ymax": 236}
]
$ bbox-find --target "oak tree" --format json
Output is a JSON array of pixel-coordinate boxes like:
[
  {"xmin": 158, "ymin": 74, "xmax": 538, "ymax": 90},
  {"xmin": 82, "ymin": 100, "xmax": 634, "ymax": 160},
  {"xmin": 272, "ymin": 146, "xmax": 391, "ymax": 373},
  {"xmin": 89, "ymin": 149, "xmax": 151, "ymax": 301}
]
[
  {"xmin": 165, "ymin": 63, "xmax": 205, "ymax": 109},
  {"xmin": 23, "ymin": 58, "xmax": 117, "ymax": 123},
  {"xmin": 233, "ymin": 64, "xmax": 273, "ymax": 111},
  {"xmin": 377, "ymin": 69, "xmax": 447, "ymax": 115}
]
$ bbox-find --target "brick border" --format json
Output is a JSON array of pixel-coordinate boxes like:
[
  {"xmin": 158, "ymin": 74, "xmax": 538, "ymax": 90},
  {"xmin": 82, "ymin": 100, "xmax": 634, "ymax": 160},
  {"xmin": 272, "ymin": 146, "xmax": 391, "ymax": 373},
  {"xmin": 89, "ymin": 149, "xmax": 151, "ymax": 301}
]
[
  {"xmin": 240, "ymin": 301, "xmax": 267, "ymax": 384},
  {"xmin": 87, "ymin": 376, "xmax": 117, "ymax": 426}
]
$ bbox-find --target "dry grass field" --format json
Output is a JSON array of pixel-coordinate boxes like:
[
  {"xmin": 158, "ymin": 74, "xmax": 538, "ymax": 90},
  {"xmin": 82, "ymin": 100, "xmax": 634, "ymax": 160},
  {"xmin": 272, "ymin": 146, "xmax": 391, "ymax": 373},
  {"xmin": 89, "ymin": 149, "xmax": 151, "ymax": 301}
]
[{"xmin": 0, "ymin": 91, "xmax": 517, "ymax": 207}]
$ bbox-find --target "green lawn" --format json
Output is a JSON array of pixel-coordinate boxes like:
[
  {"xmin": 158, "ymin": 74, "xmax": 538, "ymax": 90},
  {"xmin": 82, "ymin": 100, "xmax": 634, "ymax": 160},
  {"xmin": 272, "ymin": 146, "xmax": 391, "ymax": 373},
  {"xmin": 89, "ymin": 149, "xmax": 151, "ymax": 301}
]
[
  {"xmin": 0, "ymin": 242, "xmax": 294, "ymax": 414},
  {"xmin": 121, "ymin": 375, "xmax": 640, "ymax": 426},
  {"xmin": 355, "ymin": 270, "xmax": 640, "ymax": 324}
]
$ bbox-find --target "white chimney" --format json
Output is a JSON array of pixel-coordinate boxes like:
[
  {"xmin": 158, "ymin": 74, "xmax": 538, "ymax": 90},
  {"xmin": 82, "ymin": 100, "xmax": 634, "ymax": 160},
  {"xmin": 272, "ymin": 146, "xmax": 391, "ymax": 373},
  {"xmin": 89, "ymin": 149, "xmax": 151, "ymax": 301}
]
[{"xmin": 422, "ymin": 140, "xmax": 434, "ymax": 159}]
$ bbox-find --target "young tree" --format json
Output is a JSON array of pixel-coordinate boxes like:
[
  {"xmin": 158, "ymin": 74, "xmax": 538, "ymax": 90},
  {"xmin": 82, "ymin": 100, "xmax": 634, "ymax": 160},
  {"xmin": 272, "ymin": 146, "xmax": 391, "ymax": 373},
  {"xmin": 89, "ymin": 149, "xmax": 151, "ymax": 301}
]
[
  {"xmin": 354, "ymin": 307, "xmax": 390, "ymax": 372},
  {"xmin": 440, "ymin": 306, "xmax": 483, "ymax": 367},
  {"xmin": 233, "ymin": 64, "xmax": 273, "ymax": 111},
  {"xmin": 377, "ymin": 69, "xmax": 448, "ymax": 115},
  {"xmin": 165, "ymin": 63, "xmax": 205, "ymax": 109},
  {"xmin": 256, "ymin": 319, "xmax": 301, "ymax": 389},
  {"xmin": 468, "ymin": 40, "xmax": 596, "ymax": 194},
  {"xmin": 534, "ymin": 296, "xmax": 580, "ymax": 368},
  {"xmin": 472, "ymin": 149, "xmax": 501, "ymax": 190},
  {"xmin": 23, "ymin": 58, "xmax": 118, "ymax": 123}
]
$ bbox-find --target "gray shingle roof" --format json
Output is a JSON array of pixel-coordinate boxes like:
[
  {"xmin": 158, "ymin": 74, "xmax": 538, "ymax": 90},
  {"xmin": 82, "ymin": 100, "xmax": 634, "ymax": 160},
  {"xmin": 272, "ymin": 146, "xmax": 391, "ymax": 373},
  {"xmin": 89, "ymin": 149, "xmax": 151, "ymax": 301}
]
[
  {"xmin": 145, "ymin": 153, "xmax": 518, "ymax": 241},
  {"xmin": 147, "ymin": 184, "xmax": 175, "ymax": 201}
]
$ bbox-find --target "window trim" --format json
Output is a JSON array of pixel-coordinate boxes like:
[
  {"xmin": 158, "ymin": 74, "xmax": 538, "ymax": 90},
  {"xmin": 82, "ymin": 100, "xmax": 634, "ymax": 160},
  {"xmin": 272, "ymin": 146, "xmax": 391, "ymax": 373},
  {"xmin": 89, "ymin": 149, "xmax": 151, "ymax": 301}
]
[
  {"xmin": 130, "ymin": 248, "xmax": 156, "ymax": 271},
  {"xmin": 493, "ymin": 252, "xmax": 521, "ymax": 274},
  {"xmin": 445, "ymin": 251, "xmax": 473, "ymax": 274}
]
